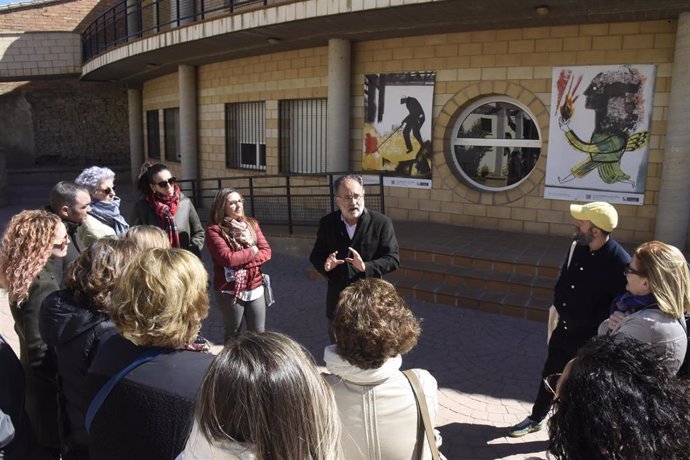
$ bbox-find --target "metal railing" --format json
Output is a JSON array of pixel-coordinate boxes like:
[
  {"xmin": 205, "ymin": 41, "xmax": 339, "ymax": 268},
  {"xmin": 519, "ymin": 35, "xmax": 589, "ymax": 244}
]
[
  {"xmin": 177, "ymin": 172, "xmax": 386, "ymax": 234},
  {"xmin": 81, "ymin": 0, "xmax": 269, "ymax": 62}
]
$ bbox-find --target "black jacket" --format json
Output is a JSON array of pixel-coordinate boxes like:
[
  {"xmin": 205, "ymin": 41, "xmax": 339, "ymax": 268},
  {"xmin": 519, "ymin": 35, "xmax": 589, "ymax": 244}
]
[
  {"xmin": 85, "ymin": 335, "xmax": 214, "ymax": 460},
  {"xmin": 310, "ymin": 209, "xmax": 399, "ymax": 318},
  {"xmin": 39, "ymin": 290, "xmax": 117, "ymax": 450}
]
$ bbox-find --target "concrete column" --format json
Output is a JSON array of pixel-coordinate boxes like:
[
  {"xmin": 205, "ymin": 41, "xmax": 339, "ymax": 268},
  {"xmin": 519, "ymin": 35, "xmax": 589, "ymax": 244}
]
[
  {"xmin": 179, "ymin": 64, "xmax": 198, "ymax": 182},
  {"xmin": 654, "ymin": 12, "xmax": 690, "ymax": 248},
  {"xmin": 126, "ymin": 0, "xmax": 140, "ymax": 40},
  {"xmin": 128, "ymin": 87, "xmax": 144, "ymax": 184},
  {"xmin": 326, "ymin": 38, "xmax": 351, "ymax": 172}
]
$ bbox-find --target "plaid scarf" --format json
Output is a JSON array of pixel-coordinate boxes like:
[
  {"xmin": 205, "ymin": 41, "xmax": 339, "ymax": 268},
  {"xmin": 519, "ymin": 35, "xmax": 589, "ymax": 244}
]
[
  {"xmin": 219, "ymin": 217, "xmax": 257, "ymax": 301},
  {"xmin": 146, "ymin": 186, "xmax": 181, "ymax": 248}
]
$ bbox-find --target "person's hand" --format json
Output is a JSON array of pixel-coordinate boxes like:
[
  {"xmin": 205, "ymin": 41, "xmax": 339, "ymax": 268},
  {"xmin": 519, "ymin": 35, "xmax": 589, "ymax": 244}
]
[
  {"xmin": 608, "ymin": 310, "xmax": 627, "ymax": 332},
  {"xmin": 324, "ymin": 251, "xmax": 345, "ymax": 272},
  {"xmin": 345, "ymin": 247, "xmax": 365, "ymax": 272}
]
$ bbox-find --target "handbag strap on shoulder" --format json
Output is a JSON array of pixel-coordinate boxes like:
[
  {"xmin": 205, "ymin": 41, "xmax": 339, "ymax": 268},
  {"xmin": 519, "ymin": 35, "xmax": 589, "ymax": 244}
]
[
  {"xmin": 85, "ymin": 347, "xmax": 170, "ymax": 433},
  {"xmin": 403, "ymin": 369, "xmax": 441, "ymax": 460}
]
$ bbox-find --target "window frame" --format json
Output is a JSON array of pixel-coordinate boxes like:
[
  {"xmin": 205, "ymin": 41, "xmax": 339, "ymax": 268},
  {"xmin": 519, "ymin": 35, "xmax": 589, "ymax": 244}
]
[
  {"xmin": 146, "ymin": 110, "xmax": 161, "ymax": 160},
  {"xmin": 449, "ymin": 96, "xmax": 542, "ymax": 192},
  {"xmin": 278, "ymin": 98, "xmax": 328, "ymax": 174},
  {"xmin": 226, "ymin": 101, "xmax": 267, "ymax": 171},
  {"xmin": 163, "ymin": 107, "xmax": 181, "ymax": 163}
]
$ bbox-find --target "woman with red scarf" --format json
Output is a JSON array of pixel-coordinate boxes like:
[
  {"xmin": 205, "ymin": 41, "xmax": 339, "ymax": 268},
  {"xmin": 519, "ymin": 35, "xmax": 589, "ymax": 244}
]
[
  {"xmin": 206, "ymin": 188, "xmax": 271, "ymax": 341},
  {"xmin": 130, "ymin": 163, "xmax": 204, "ymax": 256}
]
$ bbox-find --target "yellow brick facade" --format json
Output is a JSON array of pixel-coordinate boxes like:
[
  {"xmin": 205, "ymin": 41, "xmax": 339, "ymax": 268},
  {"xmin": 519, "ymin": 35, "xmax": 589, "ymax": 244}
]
[{"xmin": 141, "ymin": 19, "xmax": 676, "ymax": 243}]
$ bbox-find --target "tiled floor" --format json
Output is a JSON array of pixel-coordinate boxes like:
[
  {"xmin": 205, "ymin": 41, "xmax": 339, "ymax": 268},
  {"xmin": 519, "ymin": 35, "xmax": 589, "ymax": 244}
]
[{"xmin": 0, "ymin": 177, "xmax": 568, "ymax": 459}]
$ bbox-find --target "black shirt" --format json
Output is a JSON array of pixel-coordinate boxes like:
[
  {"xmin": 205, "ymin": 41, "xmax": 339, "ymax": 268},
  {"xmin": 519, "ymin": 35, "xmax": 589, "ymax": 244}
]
[{"xmin": 554, "ymin": 238, "xmax": 630, "ymax": 330}]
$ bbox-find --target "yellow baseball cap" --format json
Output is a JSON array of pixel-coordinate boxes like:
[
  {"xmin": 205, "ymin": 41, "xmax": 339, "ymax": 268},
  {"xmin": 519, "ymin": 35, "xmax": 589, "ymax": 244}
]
[{"xmin": 570, "ymin": 202, "xmax": 618, "ymax": 232}]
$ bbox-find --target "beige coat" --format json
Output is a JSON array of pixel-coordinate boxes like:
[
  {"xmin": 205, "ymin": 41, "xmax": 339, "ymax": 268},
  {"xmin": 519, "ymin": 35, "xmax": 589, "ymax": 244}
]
[{"xmin": 323, "ymin": 346, "xmax": 444, "ymax": 460}]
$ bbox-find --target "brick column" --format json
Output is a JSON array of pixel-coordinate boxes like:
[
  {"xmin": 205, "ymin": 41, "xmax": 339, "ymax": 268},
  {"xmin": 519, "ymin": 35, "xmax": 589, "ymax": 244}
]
[
  {"xmin": 128, "ymin": 87, "xmax": 144, "ymax": 183},
  {"xmin": 179, "ymin": 64, "xmax": 198, "ymax": 182},
  {"xmin": 326, "ymin": 38, "xmax": 351, "ymax": 172},
  {"xmin": 655, "ymin": 12, "xmax": 690, "ymax": 248}
]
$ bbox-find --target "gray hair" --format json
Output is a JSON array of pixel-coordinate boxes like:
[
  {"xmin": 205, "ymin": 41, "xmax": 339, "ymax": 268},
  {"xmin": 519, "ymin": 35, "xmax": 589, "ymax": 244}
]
[
  {"xmin": 75, "ymin": 166, "xmax": 116, "ymax": 195},
  {"xmin": 49, "ymin": 181, "xmax": 89, "ymax": 212},
  {"xmin": 333, "ymin": 174, "xmax": 363, "ymax": 193}
]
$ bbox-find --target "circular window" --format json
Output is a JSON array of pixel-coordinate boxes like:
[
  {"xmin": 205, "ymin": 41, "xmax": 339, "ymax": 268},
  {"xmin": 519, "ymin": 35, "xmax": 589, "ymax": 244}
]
[{"xmin": 449, "ymin": 97, "xmax": 542, "ymax": 192}]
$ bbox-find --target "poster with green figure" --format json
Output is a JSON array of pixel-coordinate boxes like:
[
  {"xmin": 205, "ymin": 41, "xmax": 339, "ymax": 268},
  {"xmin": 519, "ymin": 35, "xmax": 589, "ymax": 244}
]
[{"xmin": 545, "ymin": 65, "xmax": 655, "ymax": 205}]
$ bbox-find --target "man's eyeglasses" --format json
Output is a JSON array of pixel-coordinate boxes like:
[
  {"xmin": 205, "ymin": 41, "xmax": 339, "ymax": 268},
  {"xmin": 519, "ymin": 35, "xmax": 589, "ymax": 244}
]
[
  {"xmin": 543, "ymin": 373, "xmax": 562, "ymax": 397},
  {"xmin": 337, "ymin": 193, "xmax": 364, "ymax": 202},
  {"xmin": 156, "ymin": 177, "xmax": 177, "ymax": 188},
  {"xmin": 624, "ymin": 263, "xmax": 645, "ymax": 276}
]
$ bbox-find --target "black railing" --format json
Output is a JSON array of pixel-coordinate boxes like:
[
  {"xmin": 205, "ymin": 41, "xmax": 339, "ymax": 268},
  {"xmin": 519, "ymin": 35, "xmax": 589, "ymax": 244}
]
[
  {"xmin": 177, "ymin": 172, "xmax": 386, "ymax": 234},
  {"xmin": 81, "ymin": 0, "xmax": 269, "ymax": 62}
]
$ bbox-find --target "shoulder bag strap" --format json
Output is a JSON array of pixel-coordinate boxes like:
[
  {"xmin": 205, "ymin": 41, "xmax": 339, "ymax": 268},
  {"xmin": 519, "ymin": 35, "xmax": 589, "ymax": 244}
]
[
  {"xmin": 85, "ymin": 348, "xmax": 169, "ymax": 433},
  {"xmin": 402, "ymin": 370, "xmax": 441, "ymax": 460}
]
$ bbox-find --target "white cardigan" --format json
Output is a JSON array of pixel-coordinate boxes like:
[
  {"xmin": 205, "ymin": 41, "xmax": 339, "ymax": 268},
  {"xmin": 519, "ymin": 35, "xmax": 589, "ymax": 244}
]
[{"xmin": 323, "ymin": 345, "xmax": 444, "ymax": 460}]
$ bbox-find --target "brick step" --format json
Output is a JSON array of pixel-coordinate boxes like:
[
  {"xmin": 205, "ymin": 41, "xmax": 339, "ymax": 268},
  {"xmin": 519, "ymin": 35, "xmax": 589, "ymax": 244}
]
[
  {"xmin": 399, "ymin": 247, "xmax": 561, "ymax": 279},
  {"xmin": 398, "ymin": 258, "xmax": 556, "ymax": 301},
  {"xmin": 385, "ymin": 271, "xmax": 551, "ymax": 321}
]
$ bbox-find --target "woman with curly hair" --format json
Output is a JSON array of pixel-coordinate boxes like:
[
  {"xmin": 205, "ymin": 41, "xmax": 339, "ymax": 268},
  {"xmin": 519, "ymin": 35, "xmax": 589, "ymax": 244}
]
[
  {"xmin": 85, "ymin": 248, "xmax": 213, "ymax": 460},
  {"xmin": 129, "ymin": 163, "xmax": 204, "ymax": 256},
  {"xmin": 548, "ymin": 335, "xmax": 690, "ymax": 459},
  {"xmin": 598, "ymin": 240, "xmax": 689, "ymax": 373},
  {"xmin": 0, "ymin": 209, "xmax": 69, "ymax": 458},
  {"xmin": 206, "ymin": 188, "xmax": 271, "ymax": 340},
  {"xmin": 39, "ymin": 238, "xmax": 138, "ymax": 459},
  {"xmin": 179, "ymin": 332, "xmax": 341, "ymax": 460},
  {"xmin": 324, "ymin": 278, "xmax": 444, "ymax": 459},
  {"xmin": 74, "ymin": 166, "xmax": 129, "ymax": 246}
]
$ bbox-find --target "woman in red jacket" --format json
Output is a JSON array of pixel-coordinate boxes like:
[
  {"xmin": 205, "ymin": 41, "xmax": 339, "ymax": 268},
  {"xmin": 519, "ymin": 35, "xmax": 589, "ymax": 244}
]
[{"xmin": 206, "ymin": 188, "xmax": 272, "ymax": 341}]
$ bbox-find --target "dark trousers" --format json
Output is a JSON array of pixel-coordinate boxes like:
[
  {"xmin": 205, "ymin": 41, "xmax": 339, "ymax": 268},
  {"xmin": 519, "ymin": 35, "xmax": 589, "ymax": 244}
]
[{"xmin": 530, "ymin": 321, "xmax": 595, "ymax": 421}]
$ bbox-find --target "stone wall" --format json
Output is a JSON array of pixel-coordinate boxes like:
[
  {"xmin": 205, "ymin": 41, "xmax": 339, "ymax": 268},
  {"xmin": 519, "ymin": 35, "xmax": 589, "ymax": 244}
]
[{"xmin": 0, "ymin": 79, "xmax": 130, "ymax": 168}]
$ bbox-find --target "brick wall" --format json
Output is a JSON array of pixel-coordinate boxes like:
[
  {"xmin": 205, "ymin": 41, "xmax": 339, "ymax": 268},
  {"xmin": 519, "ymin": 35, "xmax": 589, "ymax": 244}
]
[
  {"xmin": 141, "ymin": 19, "xmax": 676, "ymax": 243},
  {"xmin": 0, "ymin": 0, "xmax": 115, "ymax": 33},
  {"xmin": 0, "ymin": 31, "xmax": 80, "ymax": 79}
]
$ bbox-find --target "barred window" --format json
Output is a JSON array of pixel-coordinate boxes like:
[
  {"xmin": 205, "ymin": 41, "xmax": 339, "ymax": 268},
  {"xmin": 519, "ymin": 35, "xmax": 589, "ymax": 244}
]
[
  {"xmin": 226, "ymin": 102, "xmax": 266, "ymax": 170},
  {"xmin": 278, "ymin": 98, "xmax": 327, "ymax": 173},
  {"xmin": 146, "ymin": 110, "xmax": 160, "ymax": 160},
  {"xmin": 164, "ymin": 108, "xmax": 180, "ymax": 163}
]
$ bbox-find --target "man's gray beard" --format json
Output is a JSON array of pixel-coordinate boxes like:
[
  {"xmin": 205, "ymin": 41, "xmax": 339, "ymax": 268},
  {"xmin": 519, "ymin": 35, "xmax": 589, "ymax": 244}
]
[{"xmin": 573, "ymin": 230, "xmax": 593, "ymax": 246}]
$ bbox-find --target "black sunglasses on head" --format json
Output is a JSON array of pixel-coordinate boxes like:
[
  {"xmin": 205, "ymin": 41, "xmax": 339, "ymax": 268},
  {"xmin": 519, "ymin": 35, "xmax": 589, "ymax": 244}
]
[{"xmin": 156, "ymin": 177, "xmax": 177, "ymax": 188}]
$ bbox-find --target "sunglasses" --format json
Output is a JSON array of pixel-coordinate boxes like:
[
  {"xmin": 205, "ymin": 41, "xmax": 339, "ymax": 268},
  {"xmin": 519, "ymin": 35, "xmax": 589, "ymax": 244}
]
[
  {"xmin": 98, "ymin": 186, "xmax": 115, "ymax": 195},
  {"xmin": 156, "ymin": 177, "xmax": 177, "ymax": 188},
  {"xmin": 228, "ymin": 198, "xmax": 244, "ymax": 207},
  {"xmin": 53, "ymin": 235, "xmax": 69, "ymax": 248},
  {"xmin": 624, "ymin": 263, "xmax": 645, "ymax": 276}
]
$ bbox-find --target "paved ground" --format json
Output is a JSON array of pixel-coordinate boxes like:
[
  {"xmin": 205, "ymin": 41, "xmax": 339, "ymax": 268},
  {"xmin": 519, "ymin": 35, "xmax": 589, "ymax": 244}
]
[{"xmin": 0, "ymin": 177, "xmax": 551, "ymax": 459}]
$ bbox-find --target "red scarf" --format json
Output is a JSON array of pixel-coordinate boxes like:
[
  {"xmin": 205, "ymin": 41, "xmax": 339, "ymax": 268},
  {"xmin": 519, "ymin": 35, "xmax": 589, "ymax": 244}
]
[{"xmin": 146, "ymin": 186, "xmax": 181, "ymax": 248}]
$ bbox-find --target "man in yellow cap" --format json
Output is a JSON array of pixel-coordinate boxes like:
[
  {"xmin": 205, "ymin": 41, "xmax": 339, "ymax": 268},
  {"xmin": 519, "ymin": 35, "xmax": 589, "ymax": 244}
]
[{"xmin": 509, "ymin": 201, "xmax": 630, "ymax": 437}]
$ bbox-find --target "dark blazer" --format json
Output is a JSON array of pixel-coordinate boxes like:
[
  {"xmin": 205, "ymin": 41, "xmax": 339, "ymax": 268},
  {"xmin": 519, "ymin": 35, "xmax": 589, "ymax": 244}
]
[
  {"xmin": 310, "ymin": 209, "xmax": 399, "ymax": 318},
  {"xmin": 9, "ymin": 261, "xmax": 61, "ymax": 449}
]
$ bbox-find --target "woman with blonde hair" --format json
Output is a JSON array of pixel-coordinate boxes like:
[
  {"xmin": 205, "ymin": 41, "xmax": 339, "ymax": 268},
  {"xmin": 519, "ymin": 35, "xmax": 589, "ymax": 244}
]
[
  {"xmin": 599, "ymin": 240, "xmax": 689, "ymax": 373},
  {"xmin": 179, "ymin": 332, "xmax": 341, "ymax": 460},
  {"xmin": 40, "ymin": 238, "xmax": 138, "ymax": 459},
  {"xmin": 325, "ymin": 278, "xmax": 444, "ymax": 459},
  {"xmin": 123, "ymin": 225, "xmax": 171, "ymax": 251},
  {"xmin": 206, "ymin": 188, "xmax": 271, "ymax": 340},
  {"xmin": 85, "ymin": 248, "xmax": 214, "ymax": 460},
  {"xmin": 0, "ymin": 209, "xmax": 69, "ymax": 457}
]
